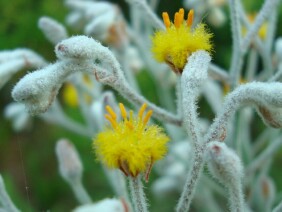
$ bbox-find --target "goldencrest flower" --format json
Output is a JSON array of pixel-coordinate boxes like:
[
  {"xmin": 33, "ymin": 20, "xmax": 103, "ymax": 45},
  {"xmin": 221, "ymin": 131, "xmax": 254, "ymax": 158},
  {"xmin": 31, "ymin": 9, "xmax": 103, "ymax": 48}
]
[
  {"xmin": 93, "ymin": 103, "xmax": 169, "ymax": 180},
  {"xmin": 151, "ymin": 8, "xmax": 213, "ymax": 74}
]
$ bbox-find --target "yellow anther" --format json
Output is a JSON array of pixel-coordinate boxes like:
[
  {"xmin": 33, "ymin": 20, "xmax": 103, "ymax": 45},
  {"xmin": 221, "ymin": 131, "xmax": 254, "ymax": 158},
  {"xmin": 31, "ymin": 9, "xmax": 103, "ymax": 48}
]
[
  {"xmin": 178, "ymin": 8, "xmax": 184, "ymax": 24},
  {"xmin": 119, "ymin": 103, "xmax": 127, "ymax": 120},
  {"xmin": 162, "ymin": 12, "xmax": 170, "ymax": 28},
  {"xmin": 106, "ymin": 105, "xmax": 117, "ymax": 120},
  {"xmin": 143, "ymin": 110, "xmax": 153, "ymax": 126},
  {"xmin": 187, "ymin": 9, "xmax": 194, "ymax": 27},
  {"xmin": 174, "ymin": 12, "xmax": 181, "ymax": 28},
  {"xmin": 105, "ymin": 114, "xmax": 117, "ymax": 128},
  {"xmin": 138, "ymin": 103, "xmax": 147, "ymax": 119}
]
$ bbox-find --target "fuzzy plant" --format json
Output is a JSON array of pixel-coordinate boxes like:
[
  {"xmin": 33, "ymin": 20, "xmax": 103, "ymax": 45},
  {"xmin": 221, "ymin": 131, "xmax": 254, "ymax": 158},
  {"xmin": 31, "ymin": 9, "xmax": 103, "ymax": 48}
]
[{"xmin": 1, "ymin": 0, "xmax": 282, "ymax": 211}]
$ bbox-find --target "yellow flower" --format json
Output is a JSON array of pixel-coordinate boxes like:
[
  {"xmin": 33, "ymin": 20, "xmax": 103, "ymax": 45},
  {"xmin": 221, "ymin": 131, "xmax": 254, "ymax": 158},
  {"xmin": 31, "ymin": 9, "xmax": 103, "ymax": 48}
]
[
  {"xmin": 63, "ymin": 83, "xmax": 79, "ymax": 107},
  {"xmin": 93, "ymin": 103, "xmax": 169, "ymax": 180},
  {"xmin": 151, "ymin": 8, "xmax": 213, "ymax": 74}
]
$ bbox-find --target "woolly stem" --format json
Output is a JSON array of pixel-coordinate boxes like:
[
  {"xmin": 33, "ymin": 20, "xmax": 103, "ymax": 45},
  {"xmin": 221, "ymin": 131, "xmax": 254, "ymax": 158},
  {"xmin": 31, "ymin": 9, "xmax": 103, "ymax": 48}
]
[
  {"xmin": 177, "ymin": 51, "xmax": 210, "ymax": 212},
  {"xmin": 227, "ymin": 180, "xmax": 244, "ymax": 212},
  {"xmin": 204, "ymin": 82, "xmax": 282, "ymax": 143},
  {"xmin": 71, "ymin": 180, "xmax": 92, "ymax": 204},
  {"xmin": 246, "ymin": 48, "xmax": 258, "ymax": 81},
  {"xmin": 129, "ymin": 176, "xmax": 148, "ymax": 212},
  {"xmin": 228, "ymin": 0, "xmax": 243, "ymax": 88},
  {"xmin": 176, "ymin": 143, "xmax": 205, "ymax": 212},
  {"xmin": 273, "ymin": 200, "xmax": 282, "ymax": 212},
  {"xmin": 208, "ymin": 63, "xmax": 229, "ymax": 82},
  {"xmin": 246, "ymin": 136, "xmax": 282, "ymax": 175},
  {"xmin": 241, "ymin": 0, "xmax": 281, "ymax": 54},
  {"xmin": 125, "ymin": 0, "xmax": 164, "ymax": 30},
  {"xmin": 113, "ymin": 77, "xmax": 182, "ymax": 126}
]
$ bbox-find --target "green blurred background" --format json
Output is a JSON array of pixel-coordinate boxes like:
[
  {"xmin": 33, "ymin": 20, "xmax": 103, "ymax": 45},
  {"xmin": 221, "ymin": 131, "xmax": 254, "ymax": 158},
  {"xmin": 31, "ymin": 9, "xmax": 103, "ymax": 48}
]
[{"xmin": 0, "ymin": 0, "xmax": 282, "ymax": 211}]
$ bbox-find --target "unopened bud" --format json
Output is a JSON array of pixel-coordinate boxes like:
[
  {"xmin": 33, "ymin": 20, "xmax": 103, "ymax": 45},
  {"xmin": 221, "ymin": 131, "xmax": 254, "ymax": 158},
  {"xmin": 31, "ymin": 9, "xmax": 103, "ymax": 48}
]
[
  {"xmin": 38, "ymin": 16, "xmax": 68, "ymax": 45},
  {"xmin": 55, "ymin": 139, "xmax": 83, "ymax": 183},
  {"xmin": 4, "ymin": 103, "xmax": 30, "ymax": 132},
  {"xmin": 257, "ymin": 106, "xmax": 282, "ymax": 128},
  {"xmin": 206, "ymin": 141, "xmax": 243, "ymax": 185}
]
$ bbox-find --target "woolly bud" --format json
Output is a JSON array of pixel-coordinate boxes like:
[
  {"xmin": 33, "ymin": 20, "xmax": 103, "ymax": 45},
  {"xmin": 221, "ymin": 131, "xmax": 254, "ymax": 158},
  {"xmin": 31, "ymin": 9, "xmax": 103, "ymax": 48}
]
[
  {"xmin": 66, "ymin": 1, "xmax": 113, "ymax": 20},
  {"xmin": 55, "ymin": 36, "xmax": 123, "ymax": 84},
  {"xmin": 73, "ymin": 198, "xmax": 127, "ymax": 212},
  {"xmin": 55, "ymin": 139, "xmax": 83, "ymax": 183},
  {"xmin": 66, "ymin": 12, "xmax": 84, "ymax": 30},
  {"xmin": 206, "ymin": 141, "xmax": 244, "ymax": 211},
  {"xmin": 12, "ymin": 62, "xmax": 67, "ymax": 115},
  {"xmin": 38, "ymin": 16, "xmax": 68, "ymax": 45},
  {"xmin": 208, "ymin": 8, "xmax": 226, "ymax": 27},
  {"xmin": 0, "ymin": 60, "xmax": 25, "ymax": 89},
  {"xmin": 257, "ymin": 106, "xmax": 282, "ymax": 128},
  {"xmin": 206, "ymin": 141, "xmax": 243, "ymax": 185},
  {"xmin": 275, "ymin": 37, "xmax": 282, "ymax": 61},
  {"xmin": 4, "ymin": 103, "xmax": 30, "ymax": 132},
  {"xmin": 84, "ymin": 10, "xmax": 115, "ymax": 38},
  {"xmin": 252, "ymin": 176, "xmax": 275, "ymax": 212},
  {"xmin": 0, "ymin": 49, "xmax": 46, "ymax": 67},
  {"xmin": 55, "ymin": 36, "xmax": 110, "ymax": 61}
]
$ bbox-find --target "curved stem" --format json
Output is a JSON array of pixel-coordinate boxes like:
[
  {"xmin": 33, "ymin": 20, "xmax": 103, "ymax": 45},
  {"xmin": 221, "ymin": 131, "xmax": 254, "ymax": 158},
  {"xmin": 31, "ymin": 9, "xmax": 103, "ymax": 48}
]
[{"xmin": 176, "ymin": 143, "xmax": 205, "ymax": 212}]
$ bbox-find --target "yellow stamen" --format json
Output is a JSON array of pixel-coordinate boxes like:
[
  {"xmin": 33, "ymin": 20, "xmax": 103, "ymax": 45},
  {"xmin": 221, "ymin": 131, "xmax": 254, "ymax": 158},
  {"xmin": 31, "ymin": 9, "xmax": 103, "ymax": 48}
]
[
  {"xmin": 174, "ymin": 12, "xmax": 181, "ymax": 28},
  {"xmin": 106, "ymin": 105, "xmax": 117, "ymax": 120},
  {"xmin": 186, "ymin": 9, "xmax": 194, "ymax": 27},
  {"xmin": 162, "ymin": 12, "xmax": 170, "ymax": 28},
  {"xmin": 178, "ymin": 8, "xmax": 184, "ymax": 24},
  {"xmin": 129, "ymin": 110, "xmax": 134, "ymax": 122},
  {"xmin": 105, "ymin": 114, "xmax": 117, "ymax": 128},
  {"xmin": 143, "ymin": 110, "xmax": 153, "ymax": 126},
  {"xmin": 119, "ymin": 103, "xmax": 127, "ymax": 120},
  {"xmin": 138, "ymin": 103, "xmax": 147, "ymax": 119}
]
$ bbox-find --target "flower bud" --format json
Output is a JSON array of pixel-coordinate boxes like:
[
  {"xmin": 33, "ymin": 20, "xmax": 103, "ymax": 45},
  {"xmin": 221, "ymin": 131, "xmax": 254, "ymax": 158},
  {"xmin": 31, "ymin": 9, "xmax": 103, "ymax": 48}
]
[
  {"xmin": 0, "ymin": 60, "xmax": 25, "ymax": 89},
  {"xmin": 4, "ymin": 103, "xmax": 30, "ymax": 132},
  {"xmin": 206, "ymin": 141, "xmax": 243, "ymax": 185},
  {"xmin": 38, "ymin": 16, "xmax": 68, "ymax": 45},
  {"xmin": 208, "ymin": 7, "xmax": 226, "ymax": 27},
  {"xmin": 55, "ymin": 36, "xmax": 106, "ymax": 60},
  {"xmin": 12, "ymin": 63, "xmax": 64, "ymax": 115},
  {"xmin": 257, "ymin": 106, "xmax": 282, "ymax": 128},
  {"xmin": 55, "ymin": 139, "xmax": 83, "ymax": 183}
]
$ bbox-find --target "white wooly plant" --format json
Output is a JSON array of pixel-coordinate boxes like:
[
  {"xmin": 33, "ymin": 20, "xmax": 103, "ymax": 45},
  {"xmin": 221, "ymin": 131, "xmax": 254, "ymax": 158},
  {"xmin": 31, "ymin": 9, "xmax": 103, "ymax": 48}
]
[{"xmin": 1, "ymin": 0, "xmax": 282, "ymax": 211}]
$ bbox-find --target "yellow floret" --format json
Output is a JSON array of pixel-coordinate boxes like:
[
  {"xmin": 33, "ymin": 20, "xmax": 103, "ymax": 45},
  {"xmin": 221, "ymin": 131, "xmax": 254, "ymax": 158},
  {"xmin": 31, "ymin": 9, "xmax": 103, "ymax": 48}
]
[
  {"xmin": 93, "ymin": 103, "xmax": 169, "ymax": 178},
  {"xmin": 151, "ymin": 8, "xmax": 213, "ymax": 74}
]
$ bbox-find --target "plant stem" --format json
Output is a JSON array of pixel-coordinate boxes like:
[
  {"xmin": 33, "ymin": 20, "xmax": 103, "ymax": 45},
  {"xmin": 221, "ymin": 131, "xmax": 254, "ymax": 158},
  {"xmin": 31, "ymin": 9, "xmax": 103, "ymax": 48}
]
[{"xmin": 129, "ymin": 176, "xmax": 148, "ymax": 212}]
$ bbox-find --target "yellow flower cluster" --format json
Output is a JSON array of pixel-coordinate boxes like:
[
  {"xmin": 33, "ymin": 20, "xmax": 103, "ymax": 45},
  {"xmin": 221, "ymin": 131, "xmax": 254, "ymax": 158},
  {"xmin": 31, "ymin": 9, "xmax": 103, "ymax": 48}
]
[
  {"xmin": 93, "ymin": 103, "xmax": 169, "ymax": 179},
  {"xmin": 151, "ymin": 8, "xmax": 213, "ymax": 74}
]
